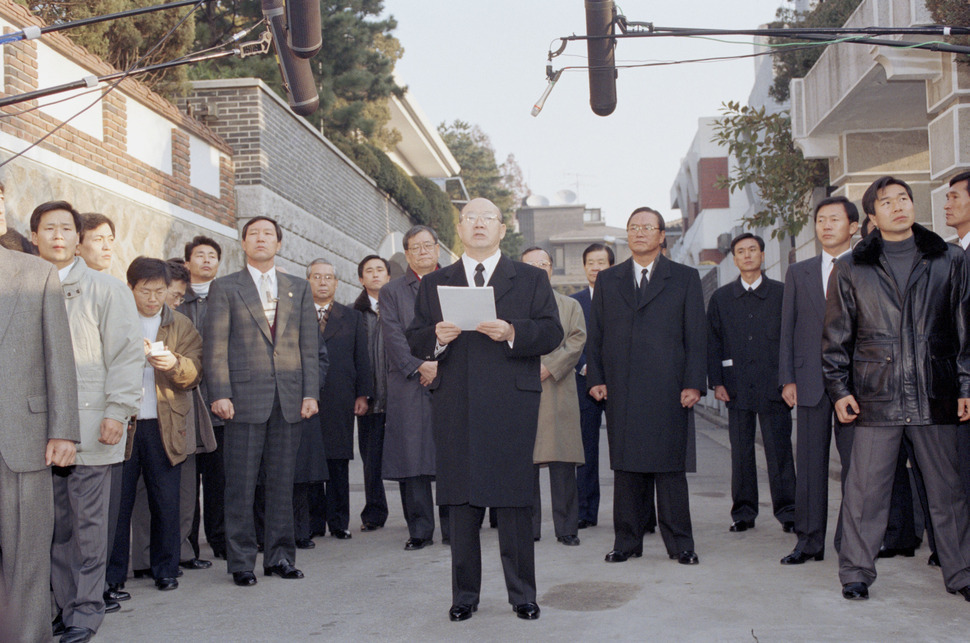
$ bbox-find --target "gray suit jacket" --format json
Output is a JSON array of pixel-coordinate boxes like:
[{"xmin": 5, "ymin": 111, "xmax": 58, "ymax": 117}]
[
  {"xmin": 0, "ymin": 248, "xmax": 80, "ymax": 472},
  {"xmin": 778, "ymin": 255, "xmax": 827, "ymax": 407},
  {"xmin": 203, "ymin": 267, "xmax": 319, "ymax": 425}
]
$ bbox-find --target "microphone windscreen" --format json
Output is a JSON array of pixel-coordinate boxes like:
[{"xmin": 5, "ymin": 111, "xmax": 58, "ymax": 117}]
[
  {"xmin": 286, "ymin": 0, "xmax": 323, "ymax": 59},
  {"xmin": 261, "ymin": 0, "xmax": 319, "ymax": 116},
  {"xmin": 585, "ymin": 0, "xmax": 617, "ymax": 116}
]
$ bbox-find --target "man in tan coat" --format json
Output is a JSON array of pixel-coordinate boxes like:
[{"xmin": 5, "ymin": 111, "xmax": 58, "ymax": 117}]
[
  {"xmin": 107, "ymin": 257, "xmax": 202, "ymax": 596},
  {"xmin": 522, "ymin": 247, "xmax": 586, "ymax": 545}
]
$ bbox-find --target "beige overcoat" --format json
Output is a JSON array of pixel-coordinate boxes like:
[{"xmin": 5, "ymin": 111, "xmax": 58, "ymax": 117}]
[{"xmin": 533, "ymin": 292, "xmax": 586, "ymax": 465}]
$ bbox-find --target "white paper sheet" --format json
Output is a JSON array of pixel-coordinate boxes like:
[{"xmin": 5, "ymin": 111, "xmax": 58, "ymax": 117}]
[{"xmin": 437, "ymin": 285, "xmax": 496, "ymax": 330}]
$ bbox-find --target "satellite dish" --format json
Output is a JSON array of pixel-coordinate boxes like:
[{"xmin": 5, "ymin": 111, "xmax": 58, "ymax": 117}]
[
  {"xmin": 525, "ymin": 194, "xmax": 550, "ymax": 207},
  {"xmin": 553, "ymin": 189, "xmax": 577, "ymax": 205}
]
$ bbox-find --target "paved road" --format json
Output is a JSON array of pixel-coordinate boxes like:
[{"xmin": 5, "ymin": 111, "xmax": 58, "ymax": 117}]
[{"xmin": 97, "ymin": 412, "xmax": 969, "ymax": 642}]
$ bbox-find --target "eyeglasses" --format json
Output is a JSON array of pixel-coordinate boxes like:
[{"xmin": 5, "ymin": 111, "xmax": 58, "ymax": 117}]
[
  {"xmin": 169, "ymin": 294, "xmax": 185, "ymax": 306},
  {"xmin": 627, "ymin": 224, "xmax": 660, "ymax": 234},
  {"xmin": 526, "ymin": 260, "xmax": 551, "ymax": 268},
  {"xmin": 407, "ymin": 242, "xmax": 438, "ymax": 252},
  {"xmin": 309, "ymin": 274, "xmax": 336, "ymax": 282},
  {"xmin": 460, "ymin": 213, "xmax": 502, "ymax": 225}
]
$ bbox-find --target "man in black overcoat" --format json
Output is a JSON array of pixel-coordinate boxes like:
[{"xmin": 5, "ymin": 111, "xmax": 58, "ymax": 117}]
[
  {"xmin": 587, "ymin": 207, "xmax": 706, "ymax": 566},
  {"xmin": 407, "ymin": 198, "xmax": 563, "ymax": 622},
  {"xmin": 708, "ymin": 233, "xmax": 795, "ymax": 535}
]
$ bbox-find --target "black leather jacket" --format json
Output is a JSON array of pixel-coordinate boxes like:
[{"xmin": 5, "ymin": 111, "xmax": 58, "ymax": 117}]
[{"xmin": 822, "ymin": 224, "xmax": 970, "ymax": 427}]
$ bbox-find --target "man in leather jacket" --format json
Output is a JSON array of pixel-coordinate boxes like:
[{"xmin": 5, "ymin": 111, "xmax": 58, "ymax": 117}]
[{"xmin": 822, "ymin": 176, "xmax": 970, "ymax": 602}]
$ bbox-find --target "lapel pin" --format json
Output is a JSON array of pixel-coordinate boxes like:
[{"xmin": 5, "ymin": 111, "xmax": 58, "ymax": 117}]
[{"xmin": 288, "ymin": 292, "xmax": 293, "ymax": 297}]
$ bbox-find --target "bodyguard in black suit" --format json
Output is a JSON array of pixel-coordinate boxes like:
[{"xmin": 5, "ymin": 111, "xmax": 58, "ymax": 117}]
[
  {"xmin": 407, "ymin": 198, "xmax": 563, "ymax": 622},
  {"xmin": 204, "ymin": 216, "xmax": 319, "ymax": 586},
  {"xmin": 708, "ymin": 233, "xmax": 796, "ymax": 535},
  {"xmin": 297, "ymin": 260, "xmax": 372, "ymax": 542},
  {"xmin": 778, "ymin": 197, "xmax": 859, "ymax": 565},
  {"xmin": 587, "ymin": 207, "xmax": 706, "ymax": 566}
]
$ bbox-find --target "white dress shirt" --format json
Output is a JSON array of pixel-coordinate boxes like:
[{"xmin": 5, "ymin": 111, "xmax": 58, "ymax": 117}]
[
  {"xmin": 821, "ymin": 249, "xmax": 850, "ymax": 298},
  {"xmin": 247, "ymin": 263, "xmax": 278, "ymax": 325},
  {"xmin": 632, "ymin": 257, "xmax": 656, "ymax": 287},
  {"xmin": 461, "ymin": 250, "xmax": 502, "ymax": 286},
  {"xmin": 741, "ymin": 274, "xmax": 763, "ymax": 292},
  {"xmin": 960, "ymin": 231, "xmax": 970, "ymax": 251}
]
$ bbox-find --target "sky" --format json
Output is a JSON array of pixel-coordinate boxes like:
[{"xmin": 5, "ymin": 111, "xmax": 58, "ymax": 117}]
[{"xmin": 382, "ymin": 1, "xmax": 788, "ymax": 228}]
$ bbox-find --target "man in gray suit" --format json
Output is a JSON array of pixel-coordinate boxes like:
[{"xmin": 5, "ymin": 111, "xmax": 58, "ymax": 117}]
[
  {"xmin": 204, "ymin": 216, "xmax": 319, "ymax": 587},
  {"xmin": 0, "ymin": 189, "xmax": 80, "ymax": 642},
  {"xmin": 945, "ymin": 170, "xmax": 970, "ymax": 501},
  {"xmin": 32, "ymin": 201, "xmax": 143, "ymax": 643},
  {"xmin": 778, "ymin": 197, "xmax": 858, "ymax": 565}
]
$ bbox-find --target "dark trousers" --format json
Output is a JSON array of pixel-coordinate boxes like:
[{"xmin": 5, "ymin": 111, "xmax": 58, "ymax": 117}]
[
  {"xmin": 104, "ymin": 462, "xmax": 123, "ymax": 582},
  {"xmin": 576, "ymin": 379, "xmax": 603, "ymax": 524},
  {"xmin": 399, "ymin": 475, "xmax": 436, "ymax": 540},
  {"xmin": 884, "ymin": 436, "xmax": 937, "ymax": 553},
  {"xmin": 613, "ymin": 469, "xmax": 694, "ymax": 555},
  {"xmin": 449, "ymin": 504, "xmax": 536, "ymax": 607},
  {"xmin": 532, "ymin": 463, "xmax": 579, "ymax": 539},
  {"xmin": 318, "ymin": 458, "xmax": 349, "ymax": 533},
  {"xmin": 839, "ymin": 424, "xmax": 970, "ymax": 590},
  {"xmin": 728, "ymin": 407, "xmax": 796, "ymax": 524},
  {"xmin": 793, "ymin": 398, "xmax": 853, "ymax": 555},
  {"xmin": 223, "ymin": 400, "xmax": 302, "ymax": 572},
  {"xmin": 194, "ymin": 423, "xmax": 225, "ymax": 556},
  {"xmin": 357, "ymin": 413, "xmax": 388, "ymax": 527},
  {"xmin": 107, "ymin": 419, "xmax": 181, "ymax": 584}
]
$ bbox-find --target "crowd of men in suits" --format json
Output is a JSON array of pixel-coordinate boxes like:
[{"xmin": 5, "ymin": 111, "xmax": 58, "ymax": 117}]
[{"xmin": 5, "ymin": 172, "xmax": 970, "ymax": 639}]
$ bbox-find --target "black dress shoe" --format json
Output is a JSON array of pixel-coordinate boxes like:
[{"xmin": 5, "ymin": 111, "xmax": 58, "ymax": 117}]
[
  {"xmin": 264, "ymin": 560, "xmax": 304, "ymax": 579},
  {"xmin": 361, "ymin": 522, "xmax": 383, "ymax": 532},
  {"xmin": 155, "ymin": 577, "xmax": 179, "ymax": 591},
  {"xmin": 296, "ymin": 537, "xmax": 316, "ymax": 549},
  {"xmin": 929, "ymin": 552, "xmax": 941, "ymax": 567},
  {"xmin": 782, "ymin": 521, "xmax": 796, "ymax": 533},
  {"xmin": 729, "ymin": 520, "xmax": 755, "ymax": 532},
  {"xmin": 104, "ymin": 598, "xmax": 120, "ymax": 613},
  {"xmin": 448, "ymin": 604, "xmax": 477, "ymax": 621},
  {"xmin": 645, "ymin": 526, "xmax": 656, "ymax": 534},
  {"xmin": 671, "ymin": 550, "xmax": 699, "ymax": 565},
  {"xmin": 405, "ymin": 537, "xmax": 433, "ymax": 550},
  {"xmin": 877, "ymin": 545, "xmax": 915, "ymax": 558},
  {"xmin": 604, "ymin": 546, "xmax": 643, "ymax": 563},
  {"xmin": 947, "ymin": 585, "xmax": 970, "ymax": 601},
  {"xmin": 513, "ymin": 602, "xmax": 541, "ymax": 620},
  {"xmin": 132, "ymin": 567, "xmax": 152, "ymax": 579},
  {"xmin": 842, "ymin": 582, "xmax": 869, "ymax": 600},
  {"xmin": 557, "ymin": 535, "xmax": 581, "ymax": 546},
  {"xmin": 577, "ymin": 519, "xmax": 597, "ymax": 529},
  {"xmin": 180, "ymin": 557, "xmax": 212, "ymax": 570},
  {"xmin": 233, "ymin": 571, "xmax": 257, "ymax": 586},
  {"xmin": 60, "ymin": 626, "xmax": 95, "ymax": 643},
  {"xmin": 52, "ymin": 612, "xmax": 66, "ymax": 637},
  {"xmin": 780, "ymin": 549, "xmax": 824, "ymax": 565},
  {"xmin": 105, "ymin": 583, "xmax": 130, "ymax": 601},
  {"xmin": 534, "ymin": 536, "xmax": 541, "ymax": 542},
  {"xmin": 331, "ymin": 529, "xmax": 353, "ymax": 540}
]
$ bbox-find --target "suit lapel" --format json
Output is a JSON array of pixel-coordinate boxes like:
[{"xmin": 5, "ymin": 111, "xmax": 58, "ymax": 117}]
[
  {"xmin": 0, "ymin": 250, "xmax": 25, "ymax": 346},
  {"xmin": 489, "ymin": 256, "xmax": 514, "ymax": 303},
  {"xmin": 441, "ymin": 261, "xmax": 468, "ymax": 287},
  {"xmin": 237, "ymin": 269, "xmax": 273, "ymax": 343},
  {"xmin": 637, "ymin": 255, "xmax": 669, "ymax": 309},
  {"xmin": 274, "ymin": 272, "xmax": 295, "ymax": 341},
  {"xmin": 806, "ymin": 256, "xmax": 826, "ymax": 324},
  {"xmin": 614, "ymin": 258, "xmax": 637, "ymax": 311}
]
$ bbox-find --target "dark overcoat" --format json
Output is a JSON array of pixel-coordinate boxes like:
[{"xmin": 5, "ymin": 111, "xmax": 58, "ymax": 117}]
[
  {"xmin": 406, "ymin": 256, "xmax": 563, "ymax": 507},
  {"xmin": 318, "ymin": 302, "xmax": 372, "ymax": 459},
  {"xmin": 586, "ymin": 255, "xmax": 707, "ymax": 473},
  {"xmin": 707, "ymin": 274, "xmax": 787, "ymax": 412},
  {"xmin": 294, "ymin": 329, "xmax": 330, "ymax": 483},
  {"xmin": 380, "ymin": 271, "xmax": 436, "ymax": 480}
]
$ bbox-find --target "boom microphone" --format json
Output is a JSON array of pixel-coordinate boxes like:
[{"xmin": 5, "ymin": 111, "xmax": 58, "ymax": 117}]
[
  {"xmin": 261, "ymin": 0, "xmax": 319, "ymax": 116},
  {"xmin": 285, "ymin": 0, "xmax": 322, "ymax": 58},
  {"xmin": 585, "ymin": 0, "xmax": 617, "ymax": 116}
]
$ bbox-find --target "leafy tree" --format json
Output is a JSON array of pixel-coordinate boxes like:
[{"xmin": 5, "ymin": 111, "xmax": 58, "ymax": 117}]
[
  {"xmin": 712, "ymin": 101, "xmax": 828, "ymax": 239},
  {"xmin": 438, "ymin": 120, "xmax": 525, "ymax": 257},
  {"xmin": 768, "ymin": 0, "xmax": 864, "ymax": 103},
  {"xmin": 16, "ymin": 0, "xmax": 197, "ymax": 97}
]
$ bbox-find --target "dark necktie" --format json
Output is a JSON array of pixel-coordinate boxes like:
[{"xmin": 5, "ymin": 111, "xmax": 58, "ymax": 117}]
[
  {"xmin": 474, "ymin": 263, "xmax": 485, "ymax": 287},
  {"xmin": 638, "ymin": 268, "xmax": 649, "ymax": 303},
  {"xmin": 317, "ymin": 306, "xmax": 331, "ymax": 332}
]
